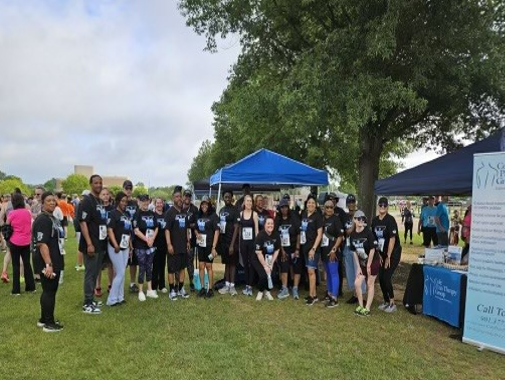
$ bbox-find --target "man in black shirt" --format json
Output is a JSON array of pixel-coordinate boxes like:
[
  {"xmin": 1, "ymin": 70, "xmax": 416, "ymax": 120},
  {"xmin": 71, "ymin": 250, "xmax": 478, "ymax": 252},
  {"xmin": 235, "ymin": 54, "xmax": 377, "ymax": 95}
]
[
  {"xmin": 78, "ymin": 175, "xmax": 107, "ymax": 314},
  {"xmin": 327, "ymin": 192, "xmax": 346, "ymax": 296},
  {"xmin": 123, "ymin": 180, "xmax": 140, "ymax": 293},
  {"xmin": 165, "ymin": 186, "xmax": 191, "ymax": 300},
  {"xmin": 183, "ymin": 189, "xmax": 199, "ymax": 292},
  {"xmin": 235, "ymin": 184, "xmax": 251, "ymax": 210}
]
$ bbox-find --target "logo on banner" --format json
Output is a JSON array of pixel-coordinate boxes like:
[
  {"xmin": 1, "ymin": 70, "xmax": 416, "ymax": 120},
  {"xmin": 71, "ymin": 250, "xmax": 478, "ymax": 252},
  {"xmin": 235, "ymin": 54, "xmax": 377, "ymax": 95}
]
[
  {"xmin": 424, "ymin": 275, "xmax": 457, "ymax": 303},
  {"xmin": 476, "ymin": 161, "xmax": 505, "ymax": 189}
]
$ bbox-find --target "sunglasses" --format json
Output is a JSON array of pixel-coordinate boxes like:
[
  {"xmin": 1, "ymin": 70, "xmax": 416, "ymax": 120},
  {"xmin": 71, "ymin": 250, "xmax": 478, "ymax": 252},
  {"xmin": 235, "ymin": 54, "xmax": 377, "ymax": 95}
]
[
  {"xmin": 378, "ymin": 203, "xmax": 388, "ymax": 208},
  {"xmin": 124, "ymin": 187, "xmax": 133, "ymax": 190},
  {"xmin": 354, "ymin": 217, "xmax": 365, "ymax": 222}
]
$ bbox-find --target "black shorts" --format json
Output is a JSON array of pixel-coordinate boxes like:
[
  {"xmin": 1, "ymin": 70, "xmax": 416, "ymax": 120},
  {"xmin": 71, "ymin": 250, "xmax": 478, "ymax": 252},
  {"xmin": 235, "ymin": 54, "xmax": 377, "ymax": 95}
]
[
  {"xmin": 218, "ymin": 240, "xmax": 238, "ymax": 265},
  {"xmin": 167, "ymin": 252, "xmax": 187, "ymax": 273},
  {"xmin": 128, "ymin": 250, "xmax": 138, "ymax": 266},
  {"xmin": 278, "ymin": 254, "xmax": 291, "ymax": 273},
  {"xmin": 198, "ymin": 246, "xmax": 214, "ymax": 263},
  {"xmin": 61, "ymin": 218, "xmax": 68, "ymax": 227}
]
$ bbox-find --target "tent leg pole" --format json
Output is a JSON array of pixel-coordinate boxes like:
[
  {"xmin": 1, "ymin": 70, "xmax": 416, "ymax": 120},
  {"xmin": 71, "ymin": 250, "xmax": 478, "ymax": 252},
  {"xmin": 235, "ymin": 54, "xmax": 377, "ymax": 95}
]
[{"xmin": 217, "ymin": 183, "xmax": 222, "ymax": 211}]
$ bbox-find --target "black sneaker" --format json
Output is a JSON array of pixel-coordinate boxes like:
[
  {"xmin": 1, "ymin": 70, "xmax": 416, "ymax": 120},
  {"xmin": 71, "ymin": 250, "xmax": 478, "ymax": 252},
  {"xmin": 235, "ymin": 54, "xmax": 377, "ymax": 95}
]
[
  {"xmin": 346, "ymin": 295, "xmax": 358, "ymax": 304},
  {"xmin": 197, "ymin": 288, "xmax": 206, "ymax": 298},
  {"xmin": 320, "ymin": 293, "xmax": 331, "ymax": 302},
  {"xmin": 326, "ymin": 299, "xmax": 339, "ymax": 309},
  {"xmin": 43, "ymin": 323, "xmax": 63, "ymax": 333},
  {"xmin": 37, "ymin": 319, "xmax": 62, "ymax": 328},
  {"xmin": 305, "ymin": 296, "xmax": 317, "ymax": 306},
  {"xmin": 206, "ymin": 289, "xmax": 214, "ymax": 299},
  {"xmin": 304, "ymin": 295, "xmax": 310, "ymax": 301},
  {"xmin": 129, "ymin": 284, "xmax": 139, "ymax": 293}
]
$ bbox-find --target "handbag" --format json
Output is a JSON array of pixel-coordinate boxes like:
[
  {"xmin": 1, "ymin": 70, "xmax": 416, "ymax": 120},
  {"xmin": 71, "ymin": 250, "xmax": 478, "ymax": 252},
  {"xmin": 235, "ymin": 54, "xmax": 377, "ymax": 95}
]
[{"xmin": 1, "ymin": 224, "xmax": 13, "ymax": 241}]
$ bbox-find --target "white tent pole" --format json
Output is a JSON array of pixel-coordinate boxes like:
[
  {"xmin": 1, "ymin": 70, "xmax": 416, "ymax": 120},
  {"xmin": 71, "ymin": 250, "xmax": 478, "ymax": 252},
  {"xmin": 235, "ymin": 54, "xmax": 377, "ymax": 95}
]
[{"xmin": 216, "ymin": 183, "xmax": 222, "ymax": 212}]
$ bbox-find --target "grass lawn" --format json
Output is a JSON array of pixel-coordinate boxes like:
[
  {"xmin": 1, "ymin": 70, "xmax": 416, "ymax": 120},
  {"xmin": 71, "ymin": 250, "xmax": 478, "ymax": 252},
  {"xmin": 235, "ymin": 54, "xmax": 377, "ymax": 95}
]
[{"xmin": 1, "ymin": 224, "xmax": 504, "ymax": 380}]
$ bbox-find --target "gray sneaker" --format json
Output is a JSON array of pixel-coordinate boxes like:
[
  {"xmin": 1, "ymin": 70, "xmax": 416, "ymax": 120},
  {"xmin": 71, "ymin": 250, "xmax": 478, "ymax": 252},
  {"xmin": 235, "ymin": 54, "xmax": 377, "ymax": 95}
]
[
  {"xmin": 218, "ymin": 285, "xmax": 230, "ymax": 295},
  {"xmin": 292, "ymin": 287, "xmax": 299, "ymax": 300},
  {"xmin": 229, "ymin": 286, "xmax": 238, "ymax": 296},
  {"xmin": 169, "ymin": 290, "xmax": 178, "ymax": 301},
  {"xmin": 378, "ymin": 302, "xmax": 389, "ymax": 311},
  {"xmin": 385, "ymin": 304, "xmax": 397, "ymax": 313},
  {"xmin": 277, "ymin": 287, "xmax": 289, "ymax": 300},
  {"xmin": 178, "ymin": 287, "xmax": 190, "ymax": 299}
]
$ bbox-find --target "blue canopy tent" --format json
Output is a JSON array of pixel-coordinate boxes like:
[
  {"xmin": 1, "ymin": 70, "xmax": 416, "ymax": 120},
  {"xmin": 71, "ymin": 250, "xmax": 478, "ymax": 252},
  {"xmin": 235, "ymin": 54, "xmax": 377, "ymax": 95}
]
[
  {"xmin": 209, "ymin": 149, "xmax": 329, "ymax": 202},
  {"xmin": 374, "ymin": 128, "xmax": 505, "ymax": 196}
]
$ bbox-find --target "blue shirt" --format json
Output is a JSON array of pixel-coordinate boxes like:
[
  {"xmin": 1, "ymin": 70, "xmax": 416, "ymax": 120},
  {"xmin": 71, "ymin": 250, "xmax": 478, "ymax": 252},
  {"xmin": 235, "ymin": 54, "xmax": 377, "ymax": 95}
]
[
  {"xmin": 436, "ymin": 202, "xmax": 450, "ymax": 233},
  {"xmin": 420, "ymin": 206, "xmax": 438, "ymax": 228}
]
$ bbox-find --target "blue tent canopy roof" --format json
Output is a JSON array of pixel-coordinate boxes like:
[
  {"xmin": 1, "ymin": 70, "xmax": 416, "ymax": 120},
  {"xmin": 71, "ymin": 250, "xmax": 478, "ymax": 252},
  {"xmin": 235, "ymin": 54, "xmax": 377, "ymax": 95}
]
[
  {"xmin": 209, "ymin": 149, "xmax": 329, "ymax": 186},
  {"xmin": 374, "ymin": 129, "xmax": 505, "ymax": 196}
]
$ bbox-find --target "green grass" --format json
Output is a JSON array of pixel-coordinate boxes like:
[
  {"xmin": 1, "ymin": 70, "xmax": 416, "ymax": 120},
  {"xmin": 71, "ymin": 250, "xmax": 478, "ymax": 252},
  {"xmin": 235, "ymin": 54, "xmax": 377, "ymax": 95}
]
[{"xmin": 1, "ymin": 225, "xmax": 504, "ymax": 380}]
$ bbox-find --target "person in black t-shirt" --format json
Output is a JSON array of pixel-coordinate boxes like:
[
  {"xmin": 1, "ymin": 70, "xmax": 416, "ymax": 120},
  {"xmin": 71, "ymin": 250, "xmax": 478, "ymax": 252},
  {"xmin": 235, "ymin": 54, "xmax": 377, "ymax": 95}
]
[
  {"xmin": 95, "ymin": 187, "xmax": 114, "ymax": 299},
  {"xmin": 133, "ymin": 194, "xmax": 159, "ymax": 302},
  {"xmin": 300, "ymin": 195, "xmax": 323, "ymax": 306},
  {"xmin": 350, "ymin": 210, "xmax": 379, "ymax": 317},
  {"xmin": 254, "ymin": 195, "xmax": 271, "ymax": 232},
  {"xmin": 78, "ymin": 175, "xmax": 106, "ymax": 315},
  {"xmin": 164, "ymin": 187, "xmax": 191, "ymax": 301},
  {"xmin": 152, "ymin": 198, "xmax": 168, "ymax": 293},
  {"xmin": 33, "ymin": 192, "xmax": 65, "ymax": 332},
  {"xmin": 106, "ymin": 192, "xmax": 133, "ymax": 306},
  {"xmin": 217, "ymin": 190, "xmax": 240, "ymax": 296},
  {"xmin": 238, "ymin": 194, "xmax": 259, "ymax": 296},
  {"xmin": 402, "ymin": 200, "xmax": 415, "ymax": 245},
  {"xmin": 371, "ymin": 197, "xmax": 402, "ymax": 313},
  {"xmin": 253, "ymin": 217, "xmax": 280, "ymax": 301},
  {"xmin": 194, "ymin": 196, "xmax": 220, "ymax": 298},
  {"xmin": 183, "ymin": 189, "xmax": 199, "ymax": 292},
  {"xmin": 123, "ymin": 180, "xmax": 139, "ymax": 294},
  {"xmin": 274, "ymin": 198, "xmax": 300, "ymax": 300}
]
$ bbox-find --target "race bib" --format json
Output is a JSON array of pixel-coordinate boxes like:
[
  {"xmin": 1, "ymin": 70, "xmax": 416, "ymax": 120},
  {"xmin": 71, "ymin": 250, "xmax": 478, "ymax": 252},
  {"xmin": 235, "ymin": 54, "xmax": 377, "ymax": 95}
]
[
  {"xmin": 378, "ymin": 238, "xmax": 385, "ymax": 252},
  {"xmin": 242, "ymin": 227, "xmax": 253, "ymax": 241},
  {"xmin": 265, "ymin": 254, "xmax": 273, "ymax": 267},
  {"xmin": 58, "ymin": 238, "xmax": 65, "ymax": 255},
  {"xmin": 321, "ymin": 234, "xmax": 329, "ymax": 247},
  {"xmin": 300, "ymin": 231, "xmax": 307, "ymax": 245},
  {"xmin": 120, "ymin": 234, "xmax": 130, "ymax": 249},
  {"xmin": 346, "ymin": 237, "xmax": 350, "ymax": 246},
  {"xmin": 198, "ymin": 234, "xmax": 207, "ymax": 247},
  {"xmin": 99, "ymin": 225, "xmax": 107, "ymax": 240},
  {"xmin": 281, "ymin": 231, "xmax": 290, "ymax": 247},
  {"xmin": 146, "ymin": 229, "xmax": 155, "ymax": 239},
  {"xmin": 428, "ymin": 216, "xmax": 435, "ymax": 226},
  {"xmin": 219, "ymin": 221, "xmax": 226, "ymax": 234}
]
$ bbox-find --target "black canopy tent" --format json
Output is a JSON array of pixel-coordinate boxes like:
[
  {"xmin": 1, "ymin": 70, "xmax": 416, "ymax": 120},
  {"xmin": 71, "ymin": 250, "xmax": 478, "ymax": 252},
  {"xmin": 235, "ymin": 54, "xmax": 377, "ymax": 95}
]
[{"xmin": 374, "ymin": 129, "xmax": 505, "ymax": 196}]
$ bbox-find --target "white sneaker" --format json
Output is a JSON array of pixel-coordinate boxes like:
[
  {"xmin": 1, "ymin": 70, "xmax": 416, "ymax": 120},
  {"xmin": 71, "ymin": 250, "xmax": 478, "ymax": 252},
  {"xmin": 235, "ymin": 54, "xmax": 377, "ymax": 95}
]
[
  {"xmin": 218, "ymin": 285, "xmax": 230, "ymax": 295},
  {"xmin": 378, "ymin": 302, "xmax": 389, "ymax": 311},
  {"xmin": 229, "ymin": 286, "xmax": 238, "ymax": 296},
  {"xmin": 160, "ymin": 288, "xmax": 168, "ymax": 294},
  {"xmin": 264, "ymin": 291, "xmax": 274, "ymax": 301},
  {"xmin": 256, "ymin": 291, "xmax": 263, "ymax": 301},
  {"xmin": 385, "ymin": 304, "xmax": 397, "ymax": 313},
  {"xmin": 138, "ymin": 291, "xmax": 146, "ymax": 302},
  {"xmin": 169, "ymin": 290, "xmax": 178, "ymax": 301},
  {"xmin": 146, "ymin": 290, "xmax": 158, "ymax": 299}
]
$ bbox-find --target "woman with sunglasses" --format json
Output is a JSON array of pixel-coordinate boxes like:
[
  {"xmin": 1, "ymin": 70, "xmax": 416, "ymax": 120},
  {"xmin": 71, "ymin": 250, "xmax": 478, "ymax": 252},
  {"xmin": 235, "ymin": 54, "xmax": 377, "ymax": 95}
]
[
  {"xmin": 239, "ymin": 195, "xmax": 259, "ymax": 296},
  {"xmin": 321, "ymin": 200, "xmax": 344, "ymax": 308},
  {"xmin": 350, "ymin": 210, "xmax": 379, "ymax": 316},
  {"xmin": 300, "ymin": 194, "xmax": 323, "ymax": 306},
  {"xmin": 372, "ymin": 197, "xmax": 402, "ymax": 313}
]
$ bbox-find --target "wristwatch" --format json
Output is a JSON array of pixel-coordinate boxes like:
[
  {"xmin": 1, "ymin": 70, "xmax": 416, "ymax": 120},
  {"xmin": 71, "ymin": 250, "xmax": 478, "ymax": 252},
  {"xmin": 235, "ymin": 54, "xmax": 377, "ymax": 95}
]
[{"xmin": 45, "ymin": 263, "xmax": 52, "ymax": 267}]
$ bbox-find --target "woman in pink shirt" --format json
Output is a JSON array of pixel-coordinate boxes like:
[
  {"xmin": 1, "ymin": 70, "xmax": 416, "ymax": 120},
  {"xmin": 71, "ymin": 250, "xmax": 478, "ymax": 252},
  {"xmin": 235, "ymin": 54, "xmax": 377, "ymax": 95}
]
[{"xmin": 7, "ymin": 193, "xmax": 35, "ymax": 295}]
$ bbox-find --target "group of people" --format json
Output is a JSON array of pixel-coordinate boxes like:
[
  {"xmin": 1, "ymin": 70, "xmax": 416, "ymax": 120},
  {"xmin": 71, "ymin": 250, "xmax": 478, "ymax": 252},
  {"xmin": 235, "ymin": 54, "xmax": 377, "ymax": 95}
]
[{"xmin": 2, "ymin": 177, "xmax": 409, "ymax": 332}]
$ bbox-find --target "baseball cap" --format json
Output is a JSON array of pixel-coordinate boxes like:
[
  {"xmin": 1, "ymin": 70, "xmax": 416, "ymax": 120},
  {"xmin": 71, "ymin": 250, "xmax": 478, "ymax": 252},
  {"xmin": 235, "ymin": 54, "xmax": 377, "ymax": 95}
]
[
  {"xmin": 123, "ymin": 180, "xmax": 133, "ymax": 189},
  {"xmin": 279, "ymin": 199, "xmax": 290, "ymax": 208},
  {"xmin": 173, "ymin": 186, "xmax": 183, "ymax": 195},
  {"xmin": 282, "ymin": 193, "xmax": 291, "ymax": 200},
  {"xmin": 346, "ymin": 194, "xmax": 356, "ymax": 204},
  {"xmin": 184, "ymin": 189, "xmax": 192, "ymax": 197},
  {"xmin": 354, "ymin": 210, "xmax": 366, "ymax": 220},
  {"xmin": 138, "ymin": 194, "xmax": 149, "ymax": 202},
  {"xmin": 201, "ymin": 195, "xmax": 210, "ymax": 204},
  {"xmin": 328, "ymin": 192, "xmax": 338, "ymax": 199},
  {"xmin": 378, "ymin": 197, "xmax": 388, "ymax": 206}
]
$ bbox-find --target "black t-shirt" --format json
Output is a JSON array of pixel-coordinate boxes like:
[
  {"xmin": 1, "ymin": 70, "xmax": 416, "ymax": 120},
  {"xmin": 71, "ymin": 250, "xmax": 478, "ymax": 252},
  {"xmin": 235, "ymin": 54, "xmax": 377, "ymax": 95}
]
[
  {"xmin": 165, "ymin": 206, "xmax": 189, "ymax": 254},
  {"xmin": 32, "ymin": 212, "xmax": 64, "ymax": 273},
  {"xmin": 256, "ymin": 209, "xmax": 270, "ymax": 231},
  {"xmin": 254, "ymin": 230, "xmax": 281, "ymax": 258},
  {"xmin": 371, "ymin": 213, "xmax": 400, "ymax": 257},
  {"xmin": 184, "ymin": 203, "xmax": 199, "ymax": 248},
  {"xmin": 300, "ymin": 210, "xmax": 323, "ymax": 248},
  {"xmin": 321, "ymin": 214, "xmax": 344, "ymax": 260},
  {"xmin": 403, "ymin": 209, "xmax": 414, "ymax": 225},
  {"xmin": 107, "ymin": 209, "xmax": 133, "ymax": 248},
  {"xmin": 335, "ymin": 206, "xmax": 347, "ymax": 229},
  {"xmin": 218, "ymin": 205, "xmax": 239, "ymax": 245},
  {"xmin": 275, "ymin": 214, "xmax": 300, "ymax": 254},
  {"xmin": 195, "ymin": 212, "xmax": 220, "ymax": 248},
  {"xmin": 125, "ymin": 200, "xmax": 138, "ymax": 220},
  {"xmin": 133, "ymin": 210, "xmax": 157, "ymax": 250},
  {"xmin": 154, "ymin": 210, "xmax": 167, "ymax": 247},
  {"xmin": 78, "ymin": 194, "xmax": 108, "ymax": 252},
  {"xmin": 350, "ymin": 228, "xmax": 378, "ymax": 266}
]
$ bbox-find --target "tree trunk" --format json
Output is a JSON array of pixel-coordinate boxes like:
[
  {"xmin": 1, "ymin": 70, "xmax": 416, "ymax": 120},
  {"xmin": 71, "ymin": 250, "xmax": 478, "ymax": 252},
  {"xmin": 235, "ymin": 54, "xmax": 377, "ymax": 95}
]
[{"xmin": 358, "ymin": 128, "xmax": 383, "ymax": 221}]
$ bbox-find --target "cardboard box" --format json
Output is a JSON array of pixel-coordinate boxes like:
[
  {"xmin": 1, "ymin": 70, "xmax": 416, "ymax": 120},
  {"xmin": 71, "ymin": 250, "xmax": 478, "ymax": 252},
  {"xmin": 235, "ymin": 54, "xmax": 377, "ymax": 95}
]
[
  {"xmin": 447, "ymin": 245, "xmax": 463, "ymax": 264},
  {"xmin": 424, "ymin": 247, "xmax": 445, "ymax": 263}
]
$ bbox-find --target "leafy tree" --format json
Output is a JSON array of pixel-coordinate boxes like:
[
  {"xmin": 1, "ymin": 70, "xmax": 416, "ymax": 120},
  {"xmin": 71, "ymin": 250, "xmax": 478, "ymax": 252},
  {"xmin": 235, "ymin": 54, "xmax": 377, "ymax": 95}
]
[
  {"xmin": 0, "ymin": 170, "xmax": 6, "ymax": 181},
  {"xmin": 61, "ymin": 174, "xmax": 88, "ymax": 196},
  {"xmin": 179, "ymin": 0, "xmax": 505, "ymax": 217},
  {"xmin": 43, "ymin": 178, "xmax": 57, "ymax": 192},
  {"xmin": 132, "ymin": 186, "xmax": 149, "ymax": 198},
  {"xmin": 108, "ymin": 185, "xmax": 123, "ymax": 197},
  {"xmin": 188, "ymin": 140, "xmax": 218, "ymax": 183},
  {"xmin": 0, "ymin": 178, "xmax": 30, "ymax": 195}
]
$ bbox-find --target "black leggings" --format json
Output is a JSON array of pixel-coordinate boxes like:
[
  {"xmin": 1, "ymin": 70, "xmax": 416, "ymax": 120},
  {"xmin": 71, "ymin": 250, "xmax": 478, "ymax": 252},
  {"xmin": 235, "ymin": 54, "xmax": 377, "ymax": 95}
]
[
  {"xmin": 404, "ymin": 223, "xmax": 413, "ymax": 242},
  {"xmin": 250, "ymin": 258, "xmax": 268, "ymax": 292},
  {"xmin": 10, "ymin": 243, "xmax": 36, "ymax": 294},
  {"xmin": 40, "ymin": 272, "xmax": 60, "ymax": 324},
  {"xmin": 152, "ymin": 244, "xmax": 167, "ymax": 290},
  {"xmin": 379, "ymin": 246, "xmax": 402, "ymax": 303},
  {"xmin": 422, "ymin": 227, "xmax": 438, "ymax": 247},
  {"xmin": 240, "ymin": 241, "xmax": 256, "ymax": 286}
]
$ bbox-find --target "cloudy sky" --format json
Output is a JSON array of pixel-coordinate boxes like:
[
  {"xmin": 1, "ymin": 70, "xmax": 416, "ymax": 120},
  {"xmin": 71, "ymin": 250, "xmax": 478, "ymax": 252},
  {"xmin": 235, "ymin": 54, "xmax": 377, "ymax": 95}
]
[{"xmin": 0, "ymin": 0, "xmax": 437, "ymax": 187}]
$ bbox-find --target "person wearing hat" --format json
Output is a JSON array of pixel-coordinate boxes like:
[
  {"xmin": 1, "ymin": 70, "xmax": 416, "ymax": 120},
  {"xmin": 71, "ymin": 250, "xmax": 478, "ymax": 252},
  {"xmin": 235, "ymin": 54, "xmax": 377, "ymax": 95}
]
[
  {"xmin": 418, "ymin": 196, "xmax": 438, "ymax": 247},
  {"xmin": 217, "ymin": 190, "xmax": 240, "ymax": 296},
  {"xmin": 274, "ymin": 198, "xmax": 301, "ymax": 299},
  {"xmin": 73, "ymin": 189, "xmax": 91, "ymax": 272},
  {"xmin": 350, "ymin": 210, "xmax": 379, "ymax": 316},
  {"xmin": 123, "ymin": 180, "xmax": 140, "ymax": 294},
  {"xmin": 195, "ymin": 196, "xmax": 220, "ymax": 298},
  {"xmin": 300, "ymin": 194, "xmax": 323, "ymax": 306},
  {"xmin": 183, "ymin": 189, "xmax": 199, "ymax": 292},
  {"xmin": 133, "ymin": 194, "xmax": 159, "ymax": 302},
  {"xmin": 371, "ymin": 197, "xmax": 402, "ymax": 313},
  {"xmin": 164, "ymin": 186, "xmax": 191, "ymax": 300}
]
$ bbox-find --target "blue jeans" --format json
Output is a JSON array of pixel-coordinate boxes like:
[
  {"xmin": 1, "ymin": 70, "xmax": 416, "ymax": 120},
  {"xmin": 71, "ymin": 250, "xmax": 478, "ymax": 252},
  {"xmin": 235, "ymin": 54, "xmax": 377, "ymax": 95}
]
[
  {"xmin": 107, "ymin": 244, "xmax": 129, "ymax": 306},
  {"xmin": 343, "ymin": 245, "xmax": 366, "ymax": 294},
  {"xmin": 324, "ymin": 260, "xmax": 339, "ymax": 297}
]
